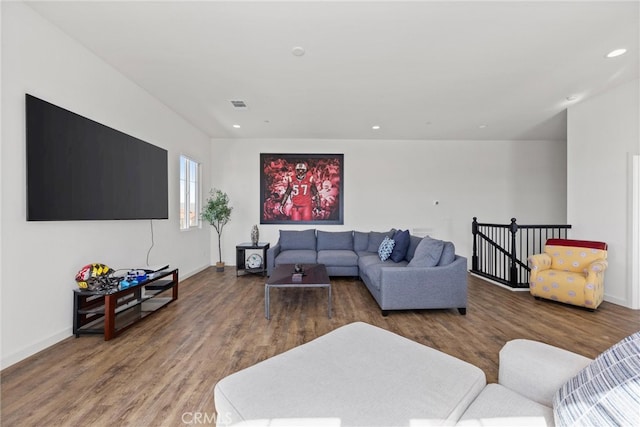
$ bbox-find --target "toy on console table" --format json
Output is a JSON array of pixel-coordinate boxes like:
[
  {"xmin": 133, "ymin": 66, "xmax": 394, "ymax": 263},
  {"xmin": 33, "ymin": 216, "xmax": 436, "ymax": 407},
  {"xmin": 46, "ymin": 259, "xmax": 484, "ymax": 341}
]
[
  {"xmin": 74, "ymin": 263, "xmax": 119, "ymax": 294},
  {"xmin": 119, "ymin": 269, "xmax": 149, "ymax": 289},
  {"xmin": 75, "ymin": 264, "xmax": 154, "ymax": 293}
]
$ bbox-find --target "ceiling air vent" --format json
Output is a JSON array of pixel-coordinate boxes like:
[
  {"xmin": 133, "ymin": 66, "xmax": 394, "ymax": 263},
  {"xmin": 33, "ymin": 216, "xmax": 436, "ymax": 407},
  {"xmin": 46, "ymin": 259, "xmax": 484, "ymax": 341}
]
[{"xmin": 230, "ymin": 100, "xmax": 248, "ymax": 110}]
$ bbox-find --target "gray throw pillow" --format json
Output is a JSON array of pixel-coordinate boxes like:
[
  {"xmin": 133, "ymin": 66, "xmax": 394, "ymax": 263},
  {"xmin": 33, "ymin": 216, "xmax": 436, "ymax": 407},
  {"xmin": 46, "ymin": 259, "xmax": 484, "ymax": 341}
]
[
  {"xmin": 407, "ymin": 236, "xmax": 444, "ymax": 268},
  {"xmin": 405, "ymin": 235, "xmax": 424, "ymax": 262},
  {"xmin": 438, "ymin": 241, "xmax": 456, "ymax": 266}
]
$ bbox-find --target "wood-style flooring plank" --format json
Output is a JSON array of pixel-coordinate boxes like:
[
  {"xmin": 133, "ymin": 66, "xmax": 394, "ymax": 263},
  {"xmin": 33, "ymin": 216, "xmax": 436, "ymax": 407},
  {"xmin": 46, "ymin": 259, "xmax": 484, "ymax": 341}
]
[{"xmin": 2, "ymin": 268, "xmax": 639, "ymax": 426}]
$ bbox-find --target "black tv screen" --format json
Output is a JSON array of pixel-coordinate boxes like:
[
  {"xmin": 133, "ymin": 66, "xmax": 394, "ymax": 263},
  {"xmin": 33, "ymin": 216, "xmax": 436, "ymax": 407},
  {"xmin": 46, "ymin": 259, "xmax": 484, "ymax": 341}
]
[{"xmin": 26, "ymin": 94, "xmax": 169, "ymax": 221}]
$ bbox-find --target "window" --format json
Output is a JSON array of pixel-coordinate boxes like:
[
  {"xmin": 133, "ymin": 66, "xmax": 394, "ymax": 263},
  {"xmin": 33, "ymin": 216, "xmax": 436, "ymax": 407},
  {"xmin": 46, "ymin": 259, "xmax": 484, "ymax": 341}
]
[{"xmin": 180, "ymin": 155, "xmax": 200, "ymax": 230}]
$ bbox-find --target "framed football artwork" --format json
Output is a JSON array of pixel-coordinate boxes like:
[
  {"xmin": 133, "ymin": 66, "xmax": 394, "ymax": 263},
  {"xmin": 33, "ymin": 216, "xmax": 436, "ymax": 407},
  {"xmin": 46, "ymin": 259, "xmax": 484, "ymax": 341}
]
[{"xmin": 260, "ymin": 153, "xmax": 344, "ymax": 225}]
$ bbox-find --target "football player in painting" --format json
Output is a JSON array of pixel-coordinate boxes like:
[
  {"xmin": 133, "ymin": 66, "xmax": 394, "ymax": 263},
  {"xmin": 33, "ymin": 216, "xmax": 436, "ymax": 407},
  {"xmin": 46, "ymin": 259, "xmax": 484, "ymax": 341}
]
[{"xmin": 279, "ymin": 163, "xmax": 319, "ymax": 221}]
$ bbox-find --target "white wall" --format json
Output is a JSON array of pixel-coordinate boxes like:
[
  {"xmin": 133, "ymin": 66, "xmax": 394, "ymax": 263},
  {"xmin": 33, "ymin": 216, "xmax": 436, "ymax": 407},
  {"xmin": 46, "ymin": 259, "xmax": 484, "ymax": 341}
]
[
  {"xmin": 567, "ymin": 78, "xmax": 640, "ymax": 308},
  {"xmin": 1, "ymin": 2, "xmax": 212, "ymax": 368},
  {"xmin": 213, "ymin": 138, "xmax": 568, "ymax": 266},
  {"xmin": 0, "ymin": 1, "xmax": 576, "ymax": 369}
]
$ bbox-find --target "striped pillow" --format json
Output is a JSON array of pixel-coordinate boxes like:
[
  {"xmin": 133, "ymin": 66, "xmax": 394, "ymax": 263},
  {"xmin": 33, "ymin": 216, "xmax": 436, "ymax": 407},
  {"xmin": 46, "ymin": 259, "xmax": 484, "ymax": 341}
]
[{"xmin": 553, "ymin": 332, "xmax": 640, "ymax": 426}]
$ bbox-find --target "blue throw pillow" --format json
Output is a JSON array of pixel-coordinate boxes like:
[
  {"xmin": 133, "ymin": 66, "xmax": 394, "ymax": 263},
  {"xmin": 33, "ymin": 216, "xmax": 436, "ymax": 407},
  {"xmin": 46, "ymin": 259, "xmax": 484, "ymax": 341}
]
[
  {"xmin": 378, "ymin": 237, "xmax": 395, "ymax": 261},
  {"xmin": 390, "ymin": 229, "xmax": 411, "ymax": 262},
  {"xmin": 407, "ymin": 236, "xmax": 444, "ymax": 268}
]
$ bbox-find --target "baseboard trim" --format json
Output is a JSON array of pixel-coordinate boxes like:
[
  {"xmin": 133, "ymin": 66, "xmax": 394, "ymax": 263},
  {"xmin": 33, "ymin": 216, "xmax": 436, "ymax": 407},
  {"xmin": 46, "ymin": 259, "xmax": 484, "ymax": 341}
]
[
  {"xmin": 181, "ymin": 264, "xmax": 209, "ymax": 280},
  {"xmin": 3, "ymin": 264, "xmax": 211, "ymax": 371},
  {"xmin": 469, "ymin": 272, "xmax": 530, "ymax": 292},
  {"xmin": 604, "ymin": 294, "xmax": 636, "ymax": 310},
  {"xmin": 1, "ymin": 328, "xmax": 72, "ymax": 371}
]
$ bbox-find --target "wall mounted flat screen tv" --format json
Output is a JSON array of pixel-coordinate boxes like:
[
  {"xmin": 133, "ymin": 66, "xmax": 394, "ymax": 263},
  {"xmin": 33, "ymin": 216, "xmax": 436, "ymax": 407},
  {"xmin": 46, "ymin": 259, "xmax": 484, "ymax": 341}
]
[{"xmin": 26, "ymin": 94, "xmax": 169, "ymax": 221}]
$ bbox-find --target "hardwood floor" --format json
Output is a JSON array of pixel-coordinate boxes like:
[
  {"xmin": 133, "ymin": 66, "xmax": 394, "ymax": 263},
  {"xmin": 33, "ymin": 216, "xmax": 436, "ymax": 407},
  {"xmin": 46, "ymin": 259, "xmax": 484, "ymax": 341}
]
[{"xmin": 2, "ymin": 268, "xmax": 639, "ymax": 426}]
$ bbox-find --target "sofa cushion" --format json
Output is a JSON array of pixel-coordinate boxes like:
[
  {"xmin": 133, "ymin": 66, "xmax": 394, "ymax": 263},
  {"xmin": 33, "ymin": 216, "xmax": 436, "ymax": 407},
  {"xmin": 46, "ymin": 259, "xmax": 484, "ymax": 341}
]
[
  {"xmin": 367, "ymin": 230, "xmax": 394, "ymax": 253},
  {"xmin": 499, "ymin": 339, "xmax": 592, "ymax": 408},
  {"xmin": 353, "ymin": 231, "xmax": 369, "ymax": 252},
  {"xmin": 279, "ymin": 229, "xmax": 316, "ymax": 251},
  {"xmin": 438, "ymin": 241, "xmax": 456, "ymax": 266},
  {"xmin": 390, "ymin": 229, "xmax": 411, "ymax": 263},
  {"xmin": 553, "ymin": 331, "xmax": 640, "ymax": 427},
  {"xmin": 275, "ymin": 249, "xmax": 317, "ymax": 265},
  {"xmin": 531, "ymin": 270, "xmax": 589, "ymax": 306},
  {"xmin": 317, "ymin": 250, "xmax": 358, "ymax": 267},
  {"xmin": 358, "ymin": 253, "xmax": 384, "ymax": 271},
  {"xmin": 317, "ymin": 230, "xmax": 353, "ymax": 251},
  {"xmin": 457, "ymin": 384, "xmax": 554, "ymax": 426},
  {"xmin": 378, "ymin": 237, "xmax": 395, "ymax": 261},
  {"xmin": 407, "ymin": 236, "xmax": 445, "ymax": 268}
]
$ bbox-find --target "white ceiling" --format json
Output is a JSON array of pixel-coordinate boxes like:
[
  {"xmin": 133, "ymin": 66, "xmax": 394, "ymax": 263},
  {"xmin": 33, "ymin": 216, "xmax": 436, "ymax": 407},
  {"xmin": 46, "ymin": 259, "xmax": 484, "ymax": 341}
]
[{"xmin": 25, "ymin": 0, "xmax": 639, "ymax": 141}]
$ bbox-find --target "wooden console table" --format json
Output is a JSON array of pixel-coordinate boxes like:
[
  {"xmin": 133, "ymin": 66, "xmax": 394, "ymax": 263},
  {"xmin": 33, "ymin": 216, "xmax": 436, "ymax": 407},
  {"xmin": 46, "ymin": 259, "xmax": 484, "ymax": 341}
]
[{"xmin": 73, "ymin": 269, "xmax": 178, "ymax": 340}]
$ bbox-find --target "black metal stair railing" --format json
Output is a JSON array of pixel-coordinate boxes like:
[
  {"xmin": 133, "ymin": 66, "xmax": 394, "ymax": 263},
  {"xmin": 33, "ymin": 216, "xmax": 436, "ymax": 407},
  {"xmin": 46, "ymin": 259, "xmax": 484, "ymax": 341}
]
[{"xmin": 471, "ymin": 217, "xmax": 572, "ymax": 288}]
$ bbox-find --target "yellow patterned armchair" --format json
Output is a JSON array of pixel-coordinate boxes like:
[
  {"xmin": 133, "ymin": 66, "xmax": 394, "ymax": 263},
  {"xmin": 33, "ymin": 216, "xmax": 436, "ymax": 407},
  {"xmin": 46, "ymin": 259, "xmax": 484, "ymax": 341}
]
[{"xmin": 528, "ymin": 239, "xmax": 608, "ymax": 310}]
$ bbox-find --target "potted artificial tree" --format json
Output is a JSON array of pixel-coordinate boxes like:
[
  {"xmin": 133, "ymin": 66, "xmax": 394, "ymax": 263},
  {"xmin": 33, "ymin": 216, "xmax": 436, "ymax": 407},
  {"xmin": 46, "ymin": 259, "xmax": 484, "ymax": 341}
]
[{"xmin": 201, "ymin": 188, "xmax": 233, "ymax": 272}]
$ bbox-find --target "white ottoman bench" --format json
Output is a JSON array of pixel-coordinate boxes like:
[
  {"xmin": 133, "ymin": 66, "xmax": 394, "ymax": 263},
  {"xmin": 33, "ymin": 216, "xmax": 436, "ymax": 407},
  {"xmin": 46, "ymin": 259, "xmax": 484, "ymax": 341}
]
[{"xmin": 214, "ymin": 322, "xmax": 486, "ymax": 426}]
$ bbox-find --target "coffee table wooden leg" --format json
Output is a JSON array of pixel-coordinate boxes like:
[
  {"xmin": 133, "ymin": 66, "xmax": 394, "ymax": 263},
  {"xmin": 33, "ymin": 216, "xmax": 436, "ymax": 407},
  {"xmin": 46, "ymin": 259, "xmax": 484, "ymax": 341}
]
[{"xmin": 328, "ymin": 285, "xmax": 332, "ymax": 318}]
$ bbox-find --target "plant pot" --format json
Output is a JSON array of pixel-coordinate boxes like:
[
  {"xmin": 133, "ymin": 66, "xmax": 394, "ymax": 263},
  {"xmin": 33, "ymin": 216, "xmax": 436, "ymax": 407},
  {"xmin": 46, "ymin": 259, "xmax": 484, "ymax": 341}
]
[{"xmin": 216, "ymin": 262, "xmax": 225, "ymax": 272}]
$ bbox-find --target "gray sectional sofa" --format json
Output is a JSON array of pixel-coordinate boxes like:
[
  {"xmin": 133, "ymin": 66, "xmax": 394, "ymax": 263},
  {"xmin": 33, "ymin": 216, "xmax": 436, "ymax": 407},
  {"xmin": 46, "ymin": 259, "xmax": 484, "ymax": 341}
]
[
  {"xmin": 214, "ymin": 322, "xmax": 640, "ymax": 426},
  {"xmin": 266, "ymin": 229, "xmax": 467, "ymax": 315}
]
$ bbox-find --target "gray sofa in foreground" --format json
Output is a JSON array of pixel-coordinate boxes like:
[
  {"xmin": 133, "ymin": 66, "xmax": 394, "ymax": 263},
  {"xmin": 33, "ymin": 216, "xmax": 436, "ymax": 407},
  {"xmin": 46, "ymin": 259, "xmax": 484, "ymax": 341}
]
[
  {"xmin": 214, "ymin": 322, "xmax": 640, "ymax": 426},
  {"xmin": 266, "ymin": 229, "xmax": 468, "ymax": 314}
]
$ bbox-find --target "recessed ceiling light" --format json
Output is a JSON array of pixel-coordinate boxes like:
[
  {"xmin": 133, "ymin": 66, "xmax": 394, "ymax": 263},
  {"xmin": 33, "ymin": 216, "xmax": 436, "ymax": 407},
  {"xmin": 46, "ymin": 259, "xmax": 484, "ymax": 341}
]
[
  {"xmin": 606, "ymin": 48, "xmax": 627, "ymax": 58},
  {"xmin": 566, "ymin": 95, "xmax": 579, "ymax": 102},
  {"xmin": 479, "ymin": 124, "xmax": 488, "ymax": 129},
  {"xmin": 372, "ymin": 125, "xmax": 381, "ymax": 130},
  {"xmin": 292, "ymin": 46, "xmax": 305, "ymax": 57},
  {"xmin": 232, "ymin": 124, "xmax": 241, "ymax": 129}
]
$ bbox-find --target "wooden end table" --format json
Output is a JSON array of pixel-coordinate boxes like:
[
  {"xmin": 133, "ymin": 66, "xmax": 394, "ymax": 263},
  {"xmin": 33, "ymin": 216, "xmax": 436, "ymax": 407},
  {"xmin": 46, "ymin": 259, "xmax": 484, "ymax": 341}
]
[{"xmin": 236, "ymin": 242, "xmax": 270, "ymax": 276}]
